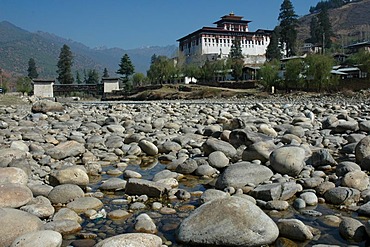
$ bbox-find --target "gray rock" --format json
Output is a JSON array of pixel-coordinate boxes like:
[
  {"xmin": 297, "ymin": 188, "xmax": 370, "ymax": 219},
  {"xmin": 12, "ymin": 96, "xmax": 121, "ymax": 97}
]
[
  {"xmin": 46, "ymin": 141, "xmax": 85, "ymax": 160},
  {"xmin": 242, "ymin": 141, "xmax": 276, "ymax": 163},
  {"xmin": 293, "ymin": 198, "xmax": 306, "ymax": 209},
  {"xmin": 277, "ymin": 219, "xmax": 314, "ymax": 241},
  {"xmin": 31, "ymin": 100, "xmax": 65, "ymax": 113},
  {"xmin": 134, "ymin": 213, "xmax": 157, "ymax": 234},
  {"xmin": 125, "ymin": 178, "xmax": 170, "ymax": 197},
  {"xmin": 341, "ymin": 170, "xmax": 369, "ymax": 191},
  {"xmin": 0, "ymin": 167, "xmax": 28, "ymax": 185},
  {"xmin": 0, "ymin": 148, "xmax": 27, "ymax": 168},
  {"xmin": 339, "ymin": 217, "xmax": 366, "ymax": 241},
  {"xmin": 208, "ymin": 151, "xmax": 229, "ymax": 169},
  {"xmin": 52, "ymin": 166, "xmax": 89, "ymax": 186},
  {"xmin": 200, "ymin": 189, "xmax": 229, "ymax": 203},
  {"xmin": 66, "ymin": 197, "xmax": 103, "ymax": 214},
  {"xmin": 336, "ymin": 161, "xmax": 361, "ymax": 177},
  {"xmin": 175, "ymin": 159, "xmax": 198, "ymax": 174},
  {"xmin": 20, "ymin": 196, "xmax": 55, "ymax": 218},
  {"xmin": 270, "ymin": 146, "xmax": 306, "ymax": 176},
  {"xmin": 359, "ymin": 121, "xmax": 370, "ymax": 132},
  {"xmin": 265, "ymin": 200, "xmax": 289, "ymax": 211},
  {"xmin": 44, "ymin": 220, "xmax": 82, "ymax": 235},
  {"xmin": 95, "ymin": 233, "xmax": 163, "ymax": 247},
  {"xmin": 0, "ymin": 208, "xmax": 43, "ymax": 247},
  {"xmin": 52, "ymin": 208, "xmax": 82, "ymax": 223},
  {"xmin": 355, "ymin": 136, "xmax": 370, "ymax": 164},
  {"xmin": 357, "ymin": 201, "xmax": 370, "ymax": 216},
  {"xmin": 10, "ymin": 230, "xmax": 62, "ymax": 247},
  {"xmin": 229, "ymin": 129, "xmax": 271, "ymax": 148},
  {"xmin": 0, "ymin": 183, "xmax": 33, "ymax": 208},
  {"xmin": 105, "ymin": 135, "xmax": 124, "ymax": 149},
  {"xmin": 99, "ymin": 177, "xmax": 127, "ymax": 190},
  {"xmin": 139, "ymin": 140, "xmax": 158, "ymax": 156},
  {"xmin": 195, "ymin": 164, "xmax": 217, "ymax": 176},
  {"xmin": 324, "ymin": 187, "xmax": 361, "ymax": 205},
  {"xmin": 215, "ymin": 162, "xmax": 273, "ymax": 190},
  {"xmin": 306, "ymin": 149, "xmax": 337, "ymax": 167},
  {"xmin": 47, "ymin": 184, "xmax": 85, "ymax": 204},
  {"xmin": 300, "ymin": 192, "xmax": 318, "ymax": 206},
  {"xmin": 202, "ymin": 138, "xmax": 237, "ymax": 158},
  {"xmin": 158, "ymin": 141, "xmax": 182, "ymax": 154},
  {"xmin": 177, "ymin": 197, "xmax": 279, "ymax": 246}
]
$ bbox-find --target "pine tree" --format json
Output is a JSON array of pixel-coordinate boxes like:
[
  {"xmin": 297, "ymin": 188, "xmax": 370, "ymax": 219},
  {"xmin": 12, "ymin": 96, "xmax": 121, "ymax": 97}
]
[
  {"xmin": 117, "ymin": 54, "xmax": 135, "ymax": 82},
  {"xmin": 27, "ymin": 58, "xmax": 38, "ymax": 79},
  {"xmin": 56, "ymin": 44, "xmax": 74, "ymax": 84},
  {"xmin": 103, "ymin": 68, "xmax": 109, "ymax": 78},
  {"xmin": 278, "ymin": 0, "xmax": 298, "ymax": 57},
  {"xmin": 86, "ymin": 69, "xmax": 100, "ymax": 84},
  {"xmin": 309, "ymin": 16, "xmax": 320, "ymax": 44},
  {"xmin": 266, "ymin": 27, "xmax": 281, "ymax": 61},
  {"xmin": 318, "ymin": 8, "xmax": 333, "ymax": 49},
  {"xmin": 76, "ymin": 71, "xmax": 83, "ymax": 84},
  {"xmin": 229, "ymin": 38, "xmax": 243, "ymax": 59}
]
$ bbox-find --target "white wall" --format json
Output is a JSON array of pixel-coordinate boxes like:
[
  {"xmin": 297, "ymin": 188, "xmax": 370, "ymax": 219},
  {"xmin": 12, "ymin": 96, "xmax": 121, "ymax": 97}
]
[{"xmin": 33, "ymin": 83, "xmax": 54, "ymax": 98}]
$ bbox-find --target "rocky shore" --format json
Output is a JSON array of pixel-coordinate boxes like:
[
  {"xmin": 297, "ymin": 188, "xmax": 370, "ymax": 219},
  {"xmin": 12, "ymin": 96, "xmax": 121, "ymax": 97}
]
[{"xmin": 1, "ymin": 94, "xmax": 370, "ymax": 246}]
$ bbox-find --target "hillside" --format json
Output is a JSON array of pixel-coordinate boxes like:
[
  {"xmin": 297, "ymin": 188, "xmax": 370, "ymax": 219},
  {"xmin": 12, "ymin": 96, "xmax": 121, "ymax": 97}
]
[
  {"xmin": 0, "ymin": 21, "xmax": 177, "ymax": 78},
  {"xmin": 297, "ymin": 0, "xmax": 370, "ymax": 44}
]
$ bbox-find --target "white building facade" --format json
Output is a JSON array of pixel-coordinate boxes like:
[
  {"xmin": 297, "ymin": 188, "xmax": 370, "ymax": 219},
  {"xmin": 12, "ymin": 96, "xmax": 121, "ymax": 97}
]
[
  {"xmin": 32, "ymin": 79, "xmax": 54, "ymax": 98},
  {"xmin": 178, "ymin": 13, "xmax": 272, "ymax": 66}
]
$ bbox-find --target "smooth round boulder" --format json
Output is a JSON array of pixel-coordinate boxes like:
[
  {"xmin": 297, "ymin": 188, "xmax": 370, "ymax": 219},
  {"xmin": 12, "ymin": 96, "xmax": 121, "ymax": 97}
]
[
  {"xmin": 341, "ymin": 170, "xmax": 369, "ymax": 191},
  {"xmin": 52, "ymin": 166, "xmax": 89, "ymax": 186},
  {"xmin": 95, "ymin": 233, "xmax": 163, "ymax": 247},
  {"xmin": 0, "ymin": 148, "xmax": 27, "ymax": 168},
  {"xmin": 355, "ymin": 136, "xmax": 370, "ymax": 164},
  {"xmin": 139, "ymin": 140, "xmax": 158, "ymax": 156},
  {"xmin": 10, "ymin": 230, "xmax": 62, "ymax": 247},
  {"xmin": 339, "ymin": 217, "xmax": 366, "ymax": 241},
  {"xmin": 324, "ymin": 187, "xmax": 361, "ymax": 205},
  {"xmin": 66, "ymin": 197, "xmax": 103, "ymax": 213},
  {"xmin": 0, "ymin": 208, "xmax": 43, "ymax": 247},
  {"xmin": 208, "ymin": 151, "xmax": 229, "ymax": 169},
  {"xmin": 31, "ymin": 100, "xmax": 65, "ymax": 113},
  {"xmin": 46, "ymin": 141, "xmax": 85, "ymax": 160},
  {"xmin": 277, "ymin": 219, "xmax": 313, "ymax": 241},
  {"xmin": 270, "ymin": 146, "xmax": 306, "ymax": 176},
  {"xmin": 216, "ymin": 162, "xmax": 273, "ymax": 190},
  {"xmin": 0, "ymin": 167, "xmax": 28, "ymax": 185},
  {"xmin": 134, "ymin": 213, "xmax": 157, "ymax": 234},
  {"xmin": 0, "ymin": 183, "xmax": 33, "ymax": 208},
  {"xmin": 177, "ymin": 196, "xmax": 279, "ymax": 246},
  {"xmin": 48, "ymin": 184, "xmax": 85, "ymax": 204},
  {"xmin": 20, "ymin": 196, "xmax": 55, "ymax": 218}
]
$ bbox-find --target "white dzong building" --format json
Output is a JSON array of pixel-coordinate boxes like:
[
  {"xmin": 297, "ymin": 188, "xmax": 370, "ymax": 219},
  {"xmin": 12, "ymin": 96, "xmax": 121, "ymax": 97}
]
[{"xmin": 177, "ymin": 13, "xmax": 272, "ymax": 66}]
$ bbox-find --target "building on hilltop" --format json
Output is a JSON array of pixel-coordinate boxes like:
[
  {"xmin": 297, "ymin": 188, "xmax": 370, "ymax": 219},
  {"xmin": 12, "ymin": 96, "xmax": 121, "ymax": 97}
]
[{"xmin": 177, "ymin": 13, "xmax": 272, "ymax": 66}]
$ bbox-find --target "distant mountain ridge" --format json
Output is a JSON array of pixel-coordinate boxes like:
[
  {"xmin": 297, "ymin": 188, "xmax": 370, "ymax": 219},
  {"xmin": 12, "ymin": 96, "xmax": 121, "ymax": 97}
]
[{"xmin": 0, "ymin": 21, "xmax": 177, "ymax": 78}]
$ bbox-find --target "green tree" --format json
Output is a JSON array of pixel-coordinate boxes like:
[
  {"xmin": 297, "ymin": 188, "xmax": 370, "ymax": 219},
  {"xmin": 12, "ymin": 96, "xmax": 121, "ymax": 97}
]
[
  {"xmin": 260, "ymin": 60, "xmax": 280, "ymax": 90},
  {"xmin": 57, "ymin": 44, "xmax": 74, "ymax": 84},
  {"xmin": 86, "ymin": 69, "xmax": 100, "ymax": 84},
  {"xmin": 27, "ymin": 58, "xmax": 38, "ymax": 79},
  {"xmin": 103, "ymin": 68, "xmax": 109, "ymax": 78},
  {"xmin": 266, "ymin": 27, "xmax": 281, "ymax": 61},
  {"xmin": 278, "ymin": 0, "xmax": 298, "ymax": 57},
  {"xmin": 311, "ymin": 8, "xmax": 333, "ymax": 49},
  {"xmin": 16, "ymin": 76, "xmax": 32, "ymax": 94},
  {"xmin": 309, "ymin": 16, "xmax": 321, "ymax": 44},
  {"xmin": 132, "ymin": 73, "xmax": 146, "ymax": 87},
  {"xmin": 229, "ymin": 38, "xmax": 243, "ymax": 59},
  {"xmin": 230, "ymin": 59, "xmax": 244, "ymax": 82},
  {"xmin": 147, "ymin": 55, "xmax": 175, "ymax": 84},
  {"xmin": 347, "ymin": 50, "xmax": 370, "ymax": 75},
  {"xmin": 285, "ymin": 58, "xmax": 305, "ymax": 90},
  {"xmin": 305, "ymin": 54, "xmax": 335, "ymax": 91},
  {"xmin": 76, "ymin": 71, "xmax": 83, "ymax": 84},
  {"xmin": 183, "ymin": 64, "xmax": 200, "ymax": 83},
  {"xmin": 200, "ymin": 59, "xmax": 216, "ymax": 82},
  {"xmin": 117, "ymin": 54, "xmax": 135, "ymax": 82}
]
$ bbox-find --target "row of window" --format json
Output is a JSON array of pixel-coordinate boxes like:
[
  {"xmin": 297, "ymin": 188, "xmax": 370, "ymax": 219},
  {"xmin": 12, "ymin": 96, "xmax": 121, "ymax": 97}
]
[{"xmin": 204, "ymin": 43, "xmax": 256, "ymax": 48}]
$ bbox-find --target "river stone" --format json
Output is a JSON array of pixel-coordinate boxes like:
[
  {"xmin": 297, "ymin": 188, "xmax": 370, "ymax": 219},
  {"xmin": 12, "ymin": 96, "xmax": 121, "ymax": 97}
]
[
  {"xmin": 277, "ymin": 219, "xmax": 313, "ymax": 241},
  {"xmin": 306, "ymin": 149, "xmax": 337, "ymax": 167},
  {"xmin": 158, "ymin": 141, "xmax": 182, "ymax": 153},
  {"xmin": 52, "ymin": 166, "xmax": 89, "ymax": 186},
  {"xmin": 200, "ymin": 189, "xmax": 229, "ymax": 203},
  {"xmin": 215, "ymin": 162, "xmax": 273, "ymax": 190},
  {"xmin": 95, "ymin": 233, "xmax": 163, "ymax": 247},
  {"xmin": 99, "ymin": 177, "xmax": 127, "ymax": 190},
  {"xmin": 299, "ymin": 192, "xmax": 318, "ymax": 206},
  {"xmin": 31, "ymin": 100, "xmax": 64, "ymax": 113},
  {"xmin": 44, "ymin": 220, "xmax": 82, "ymax": 235},
  {"xmin": 20, "ymin": 196, "xmax": 55, "ymax": 218},
  {"xmin": 0, "ymin": 148, "xmax": 27, "ymax": 167},
  {"xmin": 66, "ymin": 197, "xmax": 103, "ymax": 213},
  {"xmin": 125, "ymin": 178, "xmax": 170, "ymax": 197},
  {"xmin": 29, "ymin": 184, "xmax": 53, "ymax": 197},
  {"xmin": 0, "ymin": 183, "xmax": 33, "ymax": 208},
  {"xmin": 324, "ymin": 187, "xmax": 361, "ymax": 205},
  {"xmin": 10, "ymin": 230, "xmax": 62, "ymax": 247},
  {"xmin": 139, "ymin": 140, "xmax": 158, "ymax": 156},
  {"xmin": 229, "ymin": 129, "xmax": 271, "ymax": 148},
  {"xmin": 0, "ymin": 167, "xmax": 28, "ymax": 185},
  {"xmin": 134, "ymin": 213, "xmax": 157, "ymax": 234},
  {"xmin": 339, "ymin": 217, "xmax": 366, "ymax": 241},
  {"xmin": 105, "ymin": 135, "xmax": 124, "ymax": 149},
  {"xmin": 108, "ymin": 209, "xmax": 131, "ymax": 220},
  {"xmin": 177, "ymin": 196, "xmax": 279, "ymax": 246},
  {"xmin": 47, "ymin": 141, "xmax": 85, "ymax": 160},
  {"xmin": 48, "ymin": 184, "xmax": 85, "ymax": 204},
  {"xmin": 242, "ymin": 141, "xmax": 276, "ymax": 163},
  {"xmin": 175, "ymin": 159, "xmax": 198, "ymax": 174},
  {"xmin": 341, "ymin": 170, "xmax": 369, "ymax": 191},
  {"xmin": 53, "ymin": 208, "xmax": 83, "ymax": 223},
  {"xmin": 10, "ymin": 140, "xmax": 29, "ymax": 152},
  {"xmin": 355, "ymin": 136, "xmax": 370, "ymax": 164},
  {"xmin": 336, "ymin": 161, "xmax": 361, "ymax": 177},
  {"xmin": 202, "ymin": 138, "xmax": 237, "ymax": 158},
  {"xmin": 208, "ymin": 151, "xmax": 229, "ymax": 169},
  {"xmin": 258, "ymin": 124, "xmax": 278, "ymax": 137},
  {"xmin": 357, "ymin": 201, "xmax": 370, "ymax": 216},
  {"xmin": 0, "ymin": 208, "xmax": 43, "ymax": 247},
  {"xmin": 270, "ymin": 146, "xmax": 306, "ymax": 177}
]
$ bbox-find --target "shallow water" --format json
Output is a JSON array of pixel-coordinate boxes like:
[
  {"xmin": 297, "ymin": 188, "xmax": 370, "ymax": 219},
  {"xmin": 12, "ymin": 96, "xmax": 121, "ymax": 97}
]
[{"xmin": 59, "ymin": 156, "xmax": 370, "ymax": 247}]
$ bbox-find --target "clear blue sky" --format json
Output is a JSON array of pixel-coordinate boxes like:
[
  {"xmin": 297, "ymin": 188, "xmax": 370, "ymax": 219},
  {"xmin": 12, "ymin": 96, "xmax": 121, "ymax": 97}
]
[{"xmin": 0, "ymin": 0, "xmax": 321, "ymax": 50}]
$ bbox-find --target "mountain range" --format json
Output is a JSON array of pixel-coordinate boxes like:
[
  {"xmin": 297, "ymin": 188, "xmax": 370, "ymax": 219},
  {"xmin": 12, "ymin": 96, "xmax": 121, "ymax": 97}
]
[{"xmin": 0, "ymin": 21, "xmax": 177, "ymax": 78}]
